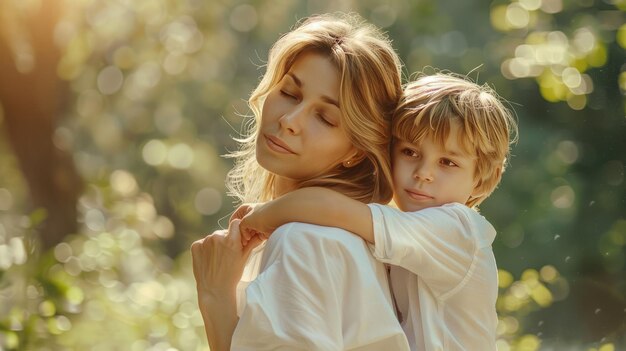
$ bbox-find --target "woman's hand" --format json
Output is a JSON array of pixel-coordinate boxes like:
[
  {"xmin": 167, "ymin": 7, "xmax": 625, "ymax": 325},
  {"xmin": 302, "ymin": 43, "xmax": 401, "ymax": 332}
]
[
  {"xmin": 191, "ymin": 219, "xmax": 262, "ymax": 300},
  {"xmin": 190, "ymin": 219, "xmax": 263, "ymax": 351}
]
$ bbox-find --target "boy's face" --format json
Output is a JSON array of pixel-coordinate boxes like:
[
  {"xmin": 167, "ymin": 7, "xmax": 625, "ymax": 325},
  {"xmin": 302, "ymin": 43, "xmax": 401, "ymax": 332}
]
[{"xmin": 391, "ymin": 121, "xmax": 479, "ymax": 212}]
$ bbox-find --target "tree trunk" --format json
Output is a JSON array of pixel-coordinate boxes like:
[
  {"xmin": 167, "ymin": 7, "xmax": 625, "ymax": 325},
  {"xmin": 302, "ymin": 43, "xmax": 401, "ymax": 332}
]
[{"xmin": 0, "ymin": 0, "xmax": 82, "ymax": 250}]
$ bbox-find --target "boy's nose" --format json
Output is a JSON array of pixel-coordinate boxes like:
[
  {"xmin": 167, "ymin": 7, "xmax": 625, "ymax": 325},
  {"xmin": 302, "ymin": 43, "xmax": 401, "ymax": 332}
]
[{"xmin": 413, "ymin": 164, "xmax": 434, "ymax": 182}]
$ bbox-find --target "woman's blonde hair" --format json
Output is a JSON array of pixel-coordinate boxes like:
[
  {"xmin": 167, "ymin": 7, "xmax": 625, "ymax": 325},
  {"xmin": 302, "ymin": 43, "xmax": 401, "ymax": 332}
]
[
  {"xmin": 392, "ymin": 73, "xmax": 518, "ymax": 208},
  {"xmin": 227, "ymin": 13, "xmax": 403, "ymax": 204}
]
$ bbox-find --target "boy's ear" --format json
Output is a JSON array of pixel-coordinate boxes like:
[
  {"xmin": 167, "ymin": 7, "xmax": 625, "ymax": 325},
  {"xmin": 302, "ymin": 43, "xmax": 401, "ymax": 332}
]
[
  {"xmin": 471, "ymin": 166, "xmax": 502, "ymax": 199},
  {"xmin": 470, "ymin": 188, "xmax": 484, "ymax": 200}
]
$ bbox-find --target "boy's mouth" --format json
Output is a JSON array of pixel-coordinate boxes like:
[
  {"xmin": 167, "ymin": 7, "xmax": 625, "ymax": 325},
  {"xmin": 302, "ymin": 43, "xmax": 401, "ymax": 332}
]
[{"xmin": 405, "ymin": 189, "xmax": 434, "ymax": 201}]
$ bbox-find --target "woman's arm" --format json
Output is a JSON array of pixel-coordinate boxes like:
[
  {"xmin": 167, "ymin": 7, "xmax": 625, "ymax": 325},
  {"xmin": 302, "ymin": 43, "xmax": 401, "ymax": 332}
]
[
  {"xmin": 191, "ymin": 219, "xmax": 263, "ymax": 350},
  {"xmin": 195, "ymin": 288, "xmax": 237, "ymax": 351},
  {"xmin": 239, "ymin": 187, "xmax": 375, "ymax": 243}
]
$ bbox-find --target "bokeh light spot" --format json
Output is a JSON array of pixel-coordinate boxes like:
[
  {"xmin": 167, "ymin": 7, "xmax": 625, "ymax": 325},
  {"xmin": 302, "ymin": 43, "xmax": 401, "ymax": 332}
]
[
  {"xmin": 163, "ymin": 52, "xmax": 187, "ymax": 75},
  {"xmin": 0, "ymin": 244, "xmax": 11, "ymax": 269},
  {"xmin": 566, "ymin": 94, "xmax": 586, "ymax": 110},
  {"xmin": 97, "ymin": 66, "xmax": 124, "ymax": 95},
  {"xmin": 110, "ymin": 170, "xmax": 138, "ymax": 197},
  {"xmin": 142, "ymin": 140, "xmax": 168, "ymax": 166},
  {"xmin": 517, "ymin": 334, "xmax": 541, "ymax": 350},
  {"xmin": 57, "ymin": 315, "xmax": 72, "ymax": 332},
  {"xmin": 54, "ymin": 242, "xmax": 73, "ymax": 263},
  {"xmin": 573, "ymin": 27, "xmax": 596, "ymax": 54},
  {"xmin": 541, "ymin": 0, "xmax": 563, "ymax": 13},
  {"xmin": 229, "ymin": 4, "xmax": 258, "ymax": 32},
  {"xmin": 599, "ymin": 343, "xmax": 616, "ymax": 351},
  {"xmin": 490, "ymin": 5, "xmax": 510, "ymax": 32},
  {"xmin": 194, "ymin": 188, "xmax": 222, "ymax": 215},
  {"xmin": 167, "ymin": 143, "xmax": 194, "ymax": 169},
  {"xmin": 530, "ymin": 283, "xmax": 553, "ymax": 307},
  {"xmin": 551, "ymin": 185, "xmax": 575, "ymax": 208},
  {"xmin": 496, "ymin": 339, "xmax": 511, "ymax": 351},
  {"xmin": 618, "ymin": 24, "xmax": 626, "ymax": 49},
  {"xmin": 371, "ymin": 5, "xmax": 398, "ymax": 28},
  {"xmin": 498, "ymin": 269, "xmax": 514, "ymax": 288},
  {"xmin": 0, "ymin": 188, "xmax": 14, "ymax": 211},
  {"xmin": 562, "ymin": 67, "xmax": 582, "ymax": 89},
  {"xmin": 39, "ymin": 300, "xmax": 56, "ymax": 317},
  {"xmin": 506, "ymin": 3, "xmax": 530, "ymax": 29},
  {"xmin": 519, "ymin": 0, "xmax": 542, "ymax": 11},
  {"xmin": 555, "ymin": 140, "xmax": 578, "ymax": 164},
  {"xmin": 588, "ymin": 44, "xmax": 607, "ymax": 67},
  {"xmin": 153, "ymin": 216, "xmax": 175, "ymax": 239},
  {"xmin": 539, "ymin": 265, "xmax": 558, "ymax": 282},
  {"xmin": 504, "ymin": 316, "xmax": 520, "ymax": 334},
  {"xmin": 85, "ymin": 209, "xmax": 106, "ymax": 232},
  {"xmin": 9, "ymin": 237, "xmax": 26, "ymax": 265}
]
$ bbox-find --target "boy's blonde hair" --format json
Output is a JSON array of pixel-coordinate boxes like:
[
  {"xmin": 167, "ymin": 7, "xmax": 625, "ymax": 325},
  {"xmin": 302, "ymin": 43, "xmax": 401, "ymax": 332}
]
[
  {"xmin": 392, "ymin": 73, "xmax": 518, "ymax": 208},
  {"xmin": 227, "ymin": 13, "xmax": 403, "ymax": 204}
]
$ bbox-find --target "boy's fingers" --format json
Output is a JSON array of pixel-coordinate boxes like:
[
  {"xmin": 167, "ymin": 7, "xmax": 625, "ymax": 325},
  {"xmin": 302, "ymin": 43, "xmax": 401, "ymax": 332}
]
[
  {"xmin": 230, "ymin": 204, "xmax": 253, "ymax": 223},
  {"xmin": 243, "ymin": 235, "xmax": 264, "ymax": 255}
]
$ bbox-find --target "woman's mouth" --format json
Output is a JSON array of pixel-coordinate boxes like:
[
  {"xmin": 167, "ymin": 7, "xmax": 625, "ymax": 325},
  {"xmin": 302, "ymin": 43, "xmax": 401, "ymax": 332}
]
[{"xmin": 265, "ymin": 134, "xmax": 297, "ymax": 154}]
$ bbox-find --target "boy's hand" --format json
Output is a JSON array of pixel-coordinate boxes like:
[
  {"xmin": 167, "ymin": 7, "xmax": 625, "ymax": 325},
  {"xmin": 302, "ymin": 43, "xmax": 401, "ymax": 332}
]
[
  {"xmin": 240, "ymin": 203, "xmax": 275, "ymax": 246},
  {"xmin": 229, "ymin": 203, "xmax": 257, "ymax": 223}
]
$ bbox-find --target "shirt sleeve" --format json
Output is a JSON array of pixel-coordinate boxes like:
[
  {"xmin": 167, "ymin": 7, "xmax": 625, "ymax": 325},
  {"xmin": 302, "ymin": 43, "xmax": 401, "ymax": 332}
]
[
  {"xmin": 231, "ymin": 222, "xmax": 409, "ymax": 351},
  {"xmin": 367, "ymin": 203, "xmax": 493, "ymax": 298}
]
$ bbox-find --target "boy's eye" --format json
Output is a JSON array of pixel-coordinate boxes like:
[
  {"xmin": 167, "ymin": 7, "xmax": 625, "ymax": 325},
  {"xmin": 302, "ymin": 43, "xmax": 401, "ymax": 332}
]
[
  {"xmin": 401, "ymin": 148, "xmax": 418, "ymax": 157},
  {"xmin": 441, "ymin": 158, "xmax": 458, "ymax": 167}
]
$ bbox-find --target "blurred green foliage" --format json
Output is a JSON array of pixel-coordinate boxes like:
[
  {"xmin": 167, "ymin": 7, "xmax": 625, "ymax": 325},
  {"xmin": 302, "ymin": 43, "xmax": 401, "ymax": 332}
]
[{"xmin": 0, "ymin": 0, "xmax": 624, "ymax": 350}]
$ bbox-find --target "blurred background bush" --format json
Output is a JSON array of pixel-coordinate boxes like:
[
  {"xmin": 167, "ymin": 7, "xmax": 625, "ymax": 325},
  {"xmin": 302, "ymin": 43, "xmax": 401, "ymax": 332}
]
[{"xmin": 0, "ymin": 0, "xmax": 624, "ymax": 350}]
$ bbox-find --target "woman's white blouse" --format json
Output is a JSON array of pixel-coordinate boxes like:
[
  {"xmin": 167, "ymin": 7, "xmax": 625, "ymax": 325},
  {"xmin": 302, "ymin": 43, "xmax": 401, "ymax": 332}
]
[
  {"xmin": 232, "ymin": 222, "xmax": 410, "ymax": 351},
  {"xmin": 368, "ymin": 203, "xmax": 499, "ymax": 351}
]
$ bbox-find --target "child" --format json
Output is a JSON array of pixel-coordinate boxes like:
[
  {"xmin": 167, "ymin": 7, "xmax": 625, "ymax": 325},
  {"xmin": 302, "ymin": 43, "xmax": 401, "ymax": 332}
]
[{"xmin": 239, "ymin": 72, "xmax": 518, "ymax": 350}]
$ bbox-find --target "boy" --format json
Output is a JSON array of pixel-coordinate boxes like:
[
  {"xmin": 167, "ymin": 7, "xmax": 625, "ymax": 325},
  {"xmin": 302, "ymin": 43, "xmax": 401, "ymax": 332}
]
[{"xmin": 239, "ymin": 73, "xmax": 518, "ymax": 350}]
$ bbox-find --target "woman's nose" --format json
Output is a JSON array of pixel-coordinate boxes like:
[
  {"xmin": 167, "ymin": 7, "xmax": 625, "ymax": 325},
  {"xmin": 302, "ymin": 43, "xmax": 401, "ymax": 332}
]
[{"xmin": 278, "ymin": 106, "xmax": 306, "ymax": 134}]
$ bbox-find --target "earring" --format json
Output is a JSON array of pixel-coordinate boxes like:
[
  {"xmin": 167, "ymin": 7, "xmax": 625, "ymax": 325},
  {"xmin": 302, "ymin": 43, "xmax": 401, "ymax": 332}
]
[{"xmin": 343, "ymin": 160, "xmax": 352, "ymax": 167}]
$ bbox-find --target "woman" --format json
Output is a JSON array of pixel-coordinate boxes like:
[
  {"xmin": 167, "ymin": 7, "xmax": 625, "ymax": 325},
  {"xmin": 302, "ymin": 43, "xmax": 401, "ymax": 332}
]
[{"xmin": 191, "ymin": 13, "xmax": 409, "ymax": 350}]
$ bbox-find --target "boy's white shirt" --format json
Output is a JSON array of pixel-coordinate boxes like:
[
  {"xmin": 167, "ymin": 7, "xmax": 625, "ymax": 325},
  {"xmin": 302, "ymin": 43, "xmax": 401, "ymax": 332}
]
[
  {"xmin": 368, "ymin": 202, "xmax": 499, "ymax": 351},
  {"xmin": 232, "ymin": 222, "xmax": 410, "ymax": 351}
]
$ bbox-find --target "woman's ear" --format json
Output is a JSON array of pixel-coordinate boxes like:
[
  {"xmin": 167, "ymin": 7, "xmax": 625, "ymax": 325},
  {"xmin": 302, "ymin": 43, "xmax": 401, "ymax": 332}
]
[{"xmin": 342, "ymin": 150, "xmax": 366, "ymax": 168}]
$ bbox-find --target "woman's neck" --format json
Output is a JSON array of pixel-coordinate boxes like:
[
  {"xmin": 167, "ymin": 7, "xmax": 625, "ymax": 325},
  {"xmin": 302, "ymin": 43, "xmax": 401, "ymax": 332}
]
[{"xmin": 272, "ymin": 176, "xmax": 299, "ymax": 199}]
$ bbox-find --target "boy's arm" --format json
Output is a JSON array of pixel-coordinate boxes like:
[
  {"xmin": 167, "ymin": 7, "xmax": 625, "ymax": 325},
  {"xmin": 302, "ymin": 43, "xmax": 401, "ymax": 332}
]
[{"xmin": 240, "ymin": 187, "xmax": 375, "ymax": 243}]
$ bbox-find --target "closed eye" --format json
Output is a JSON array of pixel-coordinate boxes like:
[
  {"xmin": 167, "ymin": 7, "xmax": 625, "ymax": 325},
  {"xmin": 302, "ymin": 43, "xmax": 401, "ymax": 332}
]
[
  {"xmin": 280, "ymin": 90, "xmax": 298, "ymax": 100},
  {"xmin": 317, "ymin": 113, "xmax": 335, "ymax": 127}
]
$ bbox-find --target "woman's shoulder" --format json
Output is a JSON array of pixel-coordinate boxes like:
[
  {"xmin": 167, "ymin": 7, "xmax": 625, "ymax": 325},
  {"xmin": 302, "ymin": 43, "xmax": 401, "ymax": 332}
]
[{"xmin": 269, "ymin": 222, "xmax": 366, "ymax": 248}]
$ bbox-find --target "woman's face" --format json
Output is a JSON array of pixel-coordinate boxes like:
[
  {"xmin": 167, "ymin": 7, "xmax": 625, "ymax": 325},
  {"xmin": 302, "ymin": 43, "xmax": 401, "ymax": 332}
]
[{"xmin": 256, "ymin": 51, "xmax": 356, "ymax": 182}]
